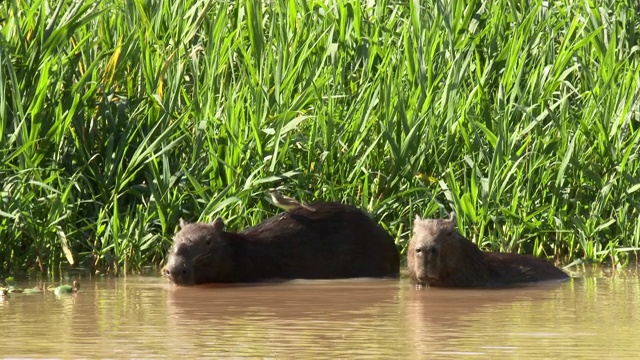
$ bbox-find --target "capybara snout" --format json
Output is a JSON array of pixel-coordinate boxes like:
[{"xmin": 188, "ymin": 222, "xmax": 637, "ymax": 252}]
[
  {"xmin": 164, "ymin": 262, "xmax": 189, "ymax": 284},
  {"xmin": 411, "ymin": 243, "xmax": 439, "ymax": 283}
]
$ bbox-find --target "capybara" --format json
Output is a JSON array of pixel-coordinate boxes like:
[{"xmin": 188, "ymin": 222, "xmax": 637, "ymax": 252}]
[
  {"xmin": 164, "ymin": 202, "xmax": 400, "ymax": 285},
  {"xmin": 407, "ymin": 212, "xmax": 569, "ymax": 287}
]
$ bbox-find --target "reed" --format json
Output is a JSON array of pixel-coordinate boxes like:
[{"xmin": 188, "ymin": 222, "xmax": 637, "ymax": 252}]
[{"xmin": 1, "ymin": 0, "xmax": 638, "ymax": 274}]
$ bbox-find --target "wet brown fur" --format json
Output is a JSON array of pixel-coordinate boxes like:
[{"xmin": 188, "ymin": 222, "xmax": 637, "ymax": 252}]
[
  {"xmin": 164, "ymin": 202, "xmax": 400, "ymax": 285},
  {"xmin": 407, "ymin": 212, "xmax": 569, "ymax": 287}
]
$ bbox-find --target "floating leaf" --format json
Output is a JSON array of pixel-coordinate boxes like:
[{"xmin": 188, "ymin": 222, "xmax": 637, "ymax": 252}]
[
  {"xmin": 54, "ymin": 285, "xmax": 75, "ymax": 295},
  {"xmin": 22, "ymin": 288, "xmax": 43, "ymax": 294},
  {"xmin": 53, "ymin": 281, "xmax": 80, "ymax": 295}
]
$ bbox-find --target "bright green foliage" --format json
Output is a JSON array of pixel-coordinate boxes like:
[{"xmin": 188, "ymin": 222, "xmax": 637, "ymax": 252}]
[{"xmin": 1, "ymin": 0, "xmax": 639, "ymax": 273}]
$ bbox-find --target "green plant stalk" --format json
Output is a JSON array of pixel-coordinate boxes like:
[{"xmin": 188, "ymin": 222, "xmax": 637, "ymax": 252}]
[{"xmin": 0, "ymin": 0, "xmax": 639, "ymax": 274}]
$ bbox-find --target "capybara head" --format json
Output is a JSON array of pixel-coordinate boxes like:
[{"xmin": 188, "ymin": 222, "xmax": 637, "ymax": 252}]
[
  {"xmin": 408, "ymin": 212, "xmax": 476, "ymax": 286},
  {"xmin": 164, "ymin": 218, "xmax": 235, "ymax": 285}
]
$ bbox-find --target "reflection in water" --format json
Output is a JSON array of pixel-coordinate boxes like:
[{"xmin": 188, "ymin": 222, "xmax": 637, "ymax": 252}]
[
  {"xmin": 1, "ymin": 269, "xmax": 640, "ymax": 358},
  {"xmin": 165, "ymin": 279, "xmax": 404, "ymax": 358},
  {"xmin": 405, "ymin": 283, "xmax": 572, "ymax": 358}
]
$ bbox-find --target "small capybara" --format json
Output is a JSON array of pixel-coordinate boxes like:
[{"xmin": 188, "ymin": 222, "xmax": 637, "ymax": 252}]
[
  {"xmin": 164, "ymin": 202, "xmax": 400, "ymax": 285},
  {"xmin": 407, "ymin": 212, "xmax": 569, "ymax": 287}
]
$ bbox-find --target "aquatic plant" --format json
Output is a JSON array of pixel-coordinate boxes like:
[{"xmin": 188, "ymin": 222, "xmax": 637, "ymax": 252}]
[{"xmin": 0, "ymin": 0, "xmax": 639, "ymax": 273}]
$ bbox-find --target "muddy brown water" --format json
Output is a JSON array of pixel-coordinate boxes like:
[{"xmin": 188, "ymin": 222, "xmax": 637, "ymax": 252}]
[{"xmin": 1, "ymin": 268, "xmax": 639, "ymax": 358}]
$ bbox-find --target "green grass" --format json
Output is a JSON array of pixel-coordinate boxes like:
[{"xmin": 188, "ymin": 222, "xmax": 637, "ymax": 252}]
[{"xmin": 1, "ymin": 0, "xmax": 639, "ymax": 275}]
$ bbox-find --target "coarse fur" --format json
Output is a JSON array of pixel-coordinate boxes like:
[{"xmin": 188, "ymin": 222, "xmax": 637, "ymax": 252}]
[
  {"xmin": 164, "ymin": 202, "xmax": 400, "ymax": 285},
  {"xmin": 407, "ymin": 212, "xmax": 569, "ymax": 288}
]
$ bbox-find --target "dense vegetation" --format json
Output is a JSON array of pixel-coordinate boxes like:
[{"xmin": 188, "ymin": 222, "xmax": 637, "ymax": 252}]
[{"xmin": 1, "ymin": 0, "xmax": 639, "ymax": 275}]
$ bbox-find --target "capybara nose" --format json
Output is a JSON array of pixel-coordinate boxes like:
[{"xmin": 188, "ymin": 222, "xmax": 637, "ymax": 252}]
[{"xmin": 164, "ymin": 265, "xmax": 186, "ymax": 279}]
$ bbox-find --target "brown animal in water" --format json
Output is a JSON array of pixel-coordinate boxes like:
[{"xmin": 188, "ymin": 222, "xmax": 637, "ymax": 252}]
[
  {"xmin": 164, "ymin": 202, "xmax": 400, "ymax": 286},
  {"xmin": 407, "ymin": 212, "xmax": 569, "ymax": 287}
]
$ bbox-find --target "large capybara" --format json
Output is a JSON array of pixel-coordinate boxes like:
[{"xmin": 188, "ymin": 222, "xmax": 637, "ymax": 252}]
[
  {"xmin": 164, "ymin": 202, "xmax": 400, "ymax": 285},
  {"xmin": 407, "ymin": 212, "xmax": 569, "ymax": 287}
]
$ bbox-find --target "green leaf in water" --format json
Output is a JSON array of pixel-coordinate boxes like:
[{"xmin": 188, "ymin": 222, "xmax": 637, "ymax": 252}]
[
  {"xmin": 54, "ymin": 285, "xmax": 74, "ymax": 295},
  {"xmin": 53, "ymin": 281, "xmax": 80, "ymax": 295},
  {"xmin": 22, "ymin": 288, "xmax": 43, "ymax": 294}
]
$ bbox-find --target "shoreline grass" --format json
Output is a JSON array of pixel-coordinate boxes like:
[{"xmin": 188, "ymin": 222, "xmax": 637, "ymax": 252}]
[{"xmin": 1, "ymin": 0, "xmax": 639, "ymax": 275}]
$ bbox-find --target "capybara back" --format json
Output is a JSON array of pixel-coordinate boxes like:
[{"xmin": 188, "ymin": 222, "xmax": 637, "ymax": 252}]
[{"xmin": 165, "ymin": 202, "xmax": 400, "ymax": 285}]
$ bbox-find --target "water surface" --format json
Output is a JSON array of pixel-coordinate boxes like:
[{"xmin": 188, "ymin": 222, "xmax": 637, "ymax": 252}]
[{"xmin": 2, "ymin": 268, "xmax": 639, "ymax": 358}]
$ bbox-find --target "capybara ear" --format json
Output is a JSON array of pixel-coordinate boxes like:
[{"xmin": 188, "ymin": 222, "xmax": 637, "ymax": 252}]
[
  {"xmin": 179, "ymin": 218, "xmax": 188, "ymax": 228},
  {"xmin": 414, "ymin": 214, "xmax": 422, "ymax": 222},
  {"xmin": 211, "ymin": 217, "xmax": 225, "ymax": 233},
  {"xmin": 447, "ymin": 212, "xmax": 457, "ymax": 225}
]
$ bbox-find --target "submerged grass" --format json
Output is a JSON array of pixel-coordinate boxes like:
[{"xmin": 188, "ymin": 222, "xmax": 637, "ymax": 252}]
[{"xmin": 0, "ymin": 0, "xmax": 639, "ymax": 274}]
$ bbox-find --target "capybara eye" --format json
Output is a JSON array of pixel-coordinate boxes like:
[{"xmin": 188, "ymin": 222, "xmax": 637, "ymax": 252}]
[{"xmin": 415, "ymin": 248, "xmax": 422, "ymax": 254}]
